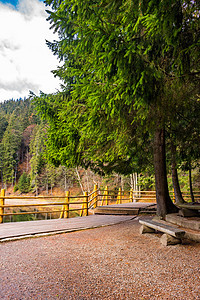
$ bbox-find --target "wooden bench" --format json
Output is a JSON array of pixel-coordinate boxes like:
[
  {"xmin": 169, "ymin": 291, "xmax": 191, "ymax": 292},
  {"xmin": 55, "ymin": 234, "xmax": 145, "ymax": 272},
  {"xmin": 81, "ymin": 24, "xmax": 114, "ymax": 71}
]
[
  {"xmin": 139, "ymin": 219, "xmax": 185, "ymax": 246},
  {"xmin": 177, "ymin": 203, "xmax": 200, "ymax": 217}
]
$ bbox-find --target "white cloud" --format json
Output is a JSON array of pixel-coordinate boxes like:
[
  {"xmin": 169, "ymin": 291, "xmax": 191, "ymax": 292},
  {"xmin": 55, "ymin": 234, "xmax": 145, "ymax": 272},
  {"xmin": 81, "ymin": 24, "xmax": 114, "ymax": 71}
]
[{"xmin": 0, "ymin": 0, "xmax": 61, "ymax": 102}]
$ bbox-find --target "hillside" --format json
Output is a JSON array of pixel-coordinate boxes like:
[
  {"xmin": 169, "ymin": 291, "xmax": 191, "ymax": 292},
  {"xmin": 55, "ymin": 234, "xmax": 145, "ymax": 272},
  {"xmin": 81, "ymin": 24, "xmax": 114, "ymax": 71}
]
[
  {"xmin": 1, "ymin": 98, "xmax": 200, "ymax": 198},
  {"xmin": 0, "ymin": 99, "xmax": 131, "ymax": 195}
]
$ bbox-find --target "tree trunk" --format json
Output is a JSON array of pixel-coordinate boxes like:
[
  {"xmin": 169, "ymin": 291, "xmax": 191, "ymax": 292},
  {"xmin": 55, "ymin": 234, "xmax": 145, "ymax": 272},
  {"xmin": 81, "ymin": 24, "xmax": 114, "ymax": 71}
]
[
  {"xmin": 35, "ymin": 172, "xmax": 38, "ymax": 196},
  {"xmin": 26, "ymin": 148, "xmax": 29, "ymax": 173},
  {"xmin": 189, "ymin": 168, "xmax": 195, "ymax": 203},
  {"xmin": 46, "ymin": 174, "xmax": 49, "ymax": 195},
  {"xmin": 171, "ymin": 143, "xmax": 184, "ymax": 204},
  {"xmin": 75, "ymin": 167, "xmax": 84, "ymax": 194},
  {"xmin": 12, "ymin": 168, "xmax": 15, "ymax": 187},
  {"xmin": 14, "ymin": 170, "xmax": 17, "ymax": 186},
  {"xmin": 1, "ymin": 170, "xmax": 3, "ymax": 188},
  {"xmin": 64, "ymin": 172, "xmax": 67, "ymax": 191},
  {"xmin": 134, "ymin": 173, "xmax": 138, "ymax": 196},
  {"xmin": 130, "ymin": 174, "xmax": 133, "ymax": 190},
  {"xmin": 85, "ymin": 170, "xmax": 90, "ymax": 193},
  {"xmin": 121, "ymin": 175, "xmax": 124, "ymax": 191},
  {"xmin": 153, "ymin": 127, "xmax": 178, "ymax": 218},
  {"xmin": 138, "ymin": 173, "xmax": 141, "ymax": 197}
]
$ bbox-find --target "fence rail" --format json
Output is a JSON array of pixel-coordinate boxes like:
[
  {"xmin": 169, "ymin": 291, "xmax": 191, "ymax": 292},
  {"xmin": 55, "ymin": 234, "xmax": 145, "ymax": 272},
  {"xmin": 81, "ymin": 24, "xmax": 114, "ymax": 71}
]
[{"xmin": 0, "ymin": 186, "xmax": 199, "ymax": 223}]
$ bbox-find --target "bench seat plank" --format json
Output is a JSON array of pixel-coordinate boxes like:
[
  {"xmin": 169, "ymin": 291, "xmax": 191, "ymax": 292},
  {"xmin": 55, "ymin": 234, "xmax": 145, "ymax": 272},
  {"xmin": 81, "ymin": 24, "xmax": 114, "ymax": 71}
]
[
  {"xmin": 139, "ymin": 219, "xmax": 185, "ymax": 238},
  {"xmin": 177, "ymin": 203, "xmax": 200, "ymax": 210}
]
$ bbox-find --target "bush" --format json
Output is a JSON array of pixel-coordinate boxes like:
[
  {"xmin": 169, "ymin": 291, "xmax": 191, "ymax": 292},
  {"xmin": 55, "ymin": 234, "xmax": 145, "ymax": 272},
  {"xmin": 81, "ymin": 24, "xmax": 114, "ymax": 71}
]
[{"xmin": 18, "ymin": 172, "xmax": 30, "ymax": 193}]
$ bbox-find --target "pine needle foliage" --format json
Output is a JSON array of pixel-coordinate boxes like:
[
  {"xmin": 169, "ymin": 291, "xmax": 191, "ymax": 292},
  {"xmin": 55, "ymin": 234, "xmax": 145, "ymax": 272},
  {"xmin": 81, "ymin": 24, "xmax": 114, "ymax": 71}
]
[
  {"xmin": 18, "ymin": 172, "xmax": 30, "ymax": 193},
  {"xmin": 34, "ymin": 0, "xmax": 200, "ymax": 176}
]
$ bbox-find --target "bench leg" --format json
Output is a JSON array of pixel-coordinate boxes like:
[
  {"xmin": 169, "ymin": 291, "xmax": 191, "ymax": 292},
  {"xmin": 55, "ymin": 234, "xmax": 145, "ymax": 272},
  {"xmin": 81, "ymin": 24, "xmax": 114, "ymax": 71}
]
[
  {"xmin": 140, "ymin": 225, "xmax": 156, "ymax": 234},
  {"xmin": 160, "ymin": 234, "xmax": 182, "ymax": 246}
]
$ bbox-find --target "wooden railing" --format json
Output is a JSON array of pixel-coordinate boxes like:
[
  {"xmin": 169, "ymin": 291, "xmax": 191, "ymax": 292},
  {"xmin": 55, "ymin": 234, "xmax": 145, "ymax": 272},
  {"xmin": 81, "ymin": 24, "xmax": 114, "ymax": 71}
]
[
  {"xmin": 0, "ymin": 186, "xmax": 199, "ymax": 223},
  {"xmin": 0, "ymin": 186, "xmax": 144, "ymax": 223}
]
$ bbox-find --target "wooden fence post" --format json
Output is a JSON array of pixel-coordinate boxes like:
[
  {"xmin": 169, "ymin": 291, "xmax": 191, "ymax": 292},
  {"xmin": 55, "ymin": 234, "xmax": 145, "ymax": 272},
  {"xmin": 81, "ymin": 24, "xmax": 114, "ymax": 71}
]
[
  {"xmin": 173, "ymin": 189, "xmax": 175, "ymax": 203},
  {"xmin": 105, "ymin": 186, "xmax": 108, "ymax": 205},
  {"xmin": 93, "ymin": 184, "xmax": 98, "ymax": 208},
  {"xmin": 0, "ymin": 189, "xmax": 5, "ymax": 223},
  {"xmin": 64, "ymin": 191, "xmax": 69, "ymax": 218},
  {"xmin": 101, "ymin": 186, "xmax": 108, "ymax": 206},
  {"xmin": 130, "ymin": 188, "xmax": 133, "ymax": 203},
  {"xmin": 84, "ymin": 191, "xmax": 88, "ymax": 216},
  {"xmin": 117, "ymin": 187, "xmax": 122, "ymax": 204}
]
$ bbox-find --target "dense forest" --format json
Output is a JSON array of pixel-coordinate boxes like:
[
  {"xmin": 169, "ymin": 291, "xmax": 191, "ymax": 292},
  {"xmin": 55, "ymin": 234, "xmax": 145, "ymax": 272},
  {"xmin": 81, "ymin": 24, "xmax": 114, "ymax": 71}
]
[
  {"xmin": 0, "ymin": 97, "xmax": 200, "ymax": 198},
  {"xmin": 0, "ymin": 98, "xmax": 142, "ymax": 195},
  {"xmin": 0, "ymin": 98, "xmax": 77, "ymax": 194}
]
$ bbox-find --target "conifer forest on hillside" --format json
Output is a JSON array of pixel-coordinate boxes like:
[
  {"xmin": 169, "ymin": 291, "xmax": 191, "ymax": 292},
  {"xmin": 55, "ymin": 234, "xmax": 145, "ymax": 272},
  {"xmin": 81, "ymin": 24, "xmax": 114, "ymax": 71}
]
[
  {"xmin": 0, "ymin": 98, "xmax": 143, "ymax": 195},
  {"xmin": 0, "ymin": 97, "xmax": 200, "ymax": 198}
]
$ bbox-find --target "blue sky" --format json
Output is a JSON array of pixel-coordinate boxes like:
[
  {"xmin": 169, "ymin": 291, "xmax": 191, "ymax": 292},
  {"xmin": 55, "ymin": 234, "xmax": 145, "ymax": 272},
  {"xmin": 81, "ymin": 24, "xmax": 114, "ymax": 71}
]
[
  {"xmin": 0, "ymin": 0, "xmax": 43, "ymax": 6},
  {"xmin": 0, "ymin": 0, "xmax": 61, "ymax": 102},
  {"xmin": 0, "ymin": 0, "xmax": 19, "ymax": 5}
]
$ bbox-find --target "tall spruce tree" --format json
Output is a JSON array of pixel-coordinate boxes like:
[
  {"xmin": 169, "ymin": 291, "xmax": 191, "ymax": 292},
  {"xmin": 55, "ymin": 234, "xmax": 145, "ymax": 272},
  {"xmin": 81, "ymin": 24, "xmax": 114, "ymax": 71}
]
[
  {"xmin": 18, "ymin": 172, "xmax": 30, "ymax": 193},
  {"xmin": 1, "ymin": 110, "xmax": 24, "ymax": 186},
  {"xmin": 30, "ymin": 123, "xmax": 47, "ymax": 195},
  {"xmin": 35, "ymin": 0, "xmax": 200, "ymax": 217}
]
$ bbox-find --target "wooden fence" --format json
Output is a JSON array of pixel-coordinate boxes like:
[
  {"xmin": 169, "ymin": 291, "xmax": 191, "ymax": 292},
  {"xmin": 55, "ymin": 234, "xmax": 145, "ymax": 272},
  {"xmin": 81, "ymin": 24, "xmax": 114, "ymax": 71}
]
[{"xmin": 0, "ymin": 186, "xmax": 199, "ymax": 223}]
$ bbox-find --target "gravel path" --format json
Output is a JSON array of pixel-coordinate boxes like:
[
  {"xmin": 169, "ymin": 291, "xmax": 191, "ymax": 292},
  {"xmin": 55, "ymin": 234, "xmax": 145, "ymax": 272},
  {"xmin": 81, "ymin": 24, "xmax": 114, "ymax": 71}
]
[{"xmin": 0, "ymin": 217, "xmax": 199, "ymax": 300}]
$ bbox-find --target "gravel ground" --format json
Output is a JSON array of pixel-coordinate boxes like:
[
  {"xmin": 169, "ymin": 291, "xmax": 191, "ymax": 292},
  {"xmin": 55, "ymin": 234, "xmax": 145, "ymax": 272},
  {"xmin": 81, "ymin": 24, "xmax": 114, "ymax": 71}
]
[{"xmin": 0, "ymin": 217, "xmax": 200, "ymax": 300}]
